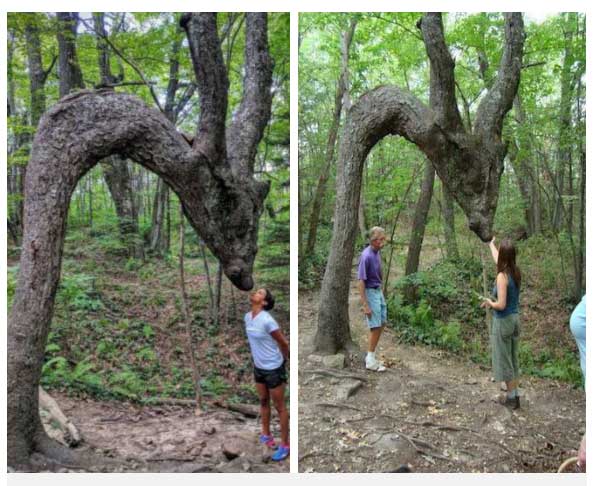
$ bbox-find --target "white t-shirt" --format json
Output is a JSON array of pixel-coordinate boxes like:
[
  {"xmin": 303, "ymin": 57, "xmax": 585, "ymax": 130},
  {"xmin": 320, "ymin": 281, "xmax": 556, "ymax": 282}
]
[{"xmin": 244, "ymin": 310, "xmax": 284, "ymax": 370}]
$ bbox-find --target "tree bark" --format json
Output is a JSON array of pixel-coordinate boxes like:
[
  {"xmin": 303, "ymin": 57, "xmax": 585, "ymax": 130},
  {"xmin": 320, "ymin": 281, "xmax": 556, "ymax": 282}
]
[
  {"xmin": 305, "ymin": 20, "xmax": 357, "ymax": 258},
  {"xmin": 314, "ymin": 13, "xmax": 524, "ymax": 354},
  {"xmin": 8, "ymin": 12, "xmax": 273, "ymax": 467}
]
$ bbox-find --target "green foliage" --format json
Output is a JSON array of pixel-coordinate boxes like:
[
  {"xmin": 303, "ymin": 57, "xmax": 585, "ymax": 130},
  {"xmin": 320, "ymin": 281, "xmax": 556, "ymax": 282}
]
[
  {"xmin": 57, "ymin": 273, "xmax": 104, "ymax": 312},
  {"xmin": 200, "ymin": 376, "xmax": 231, "ymax": 397},
  {"xmin": 7, "ymin": 266, "xmax": 18, "ymax": 310},
  {"xmin": 518, "ymin": 342, "xmax": 583, "ymax": 388},
  {"xmin": 388, "ymin": 299, "xmax": 464, "ymax": 352}
]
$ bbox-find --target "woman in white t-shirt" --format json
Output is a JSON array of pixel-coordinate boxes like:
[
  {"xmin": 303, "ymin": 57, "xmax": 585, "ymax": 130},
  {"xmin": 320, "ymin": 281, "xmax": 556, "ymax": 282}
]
[{"xmin": 244, "ymin": 288, "xmax": 290, "ymax": 461}]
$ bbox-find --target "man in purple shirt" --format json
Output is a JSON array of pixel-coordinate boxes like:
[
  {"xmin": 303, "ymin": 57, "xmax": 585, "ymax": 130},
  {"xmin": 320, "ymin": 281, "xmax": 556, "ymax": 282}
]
[{"xmin": 358, "ymin": 226, "xmax": 387, "ymax": 371}]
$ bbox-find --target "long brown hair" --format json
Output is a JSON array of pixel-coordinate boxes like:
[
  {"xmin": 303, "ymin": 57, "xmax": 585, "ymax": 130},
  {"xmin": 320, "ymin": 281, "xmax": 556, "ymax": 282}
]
[{"xmin": 497, "ymin": 238, "xmax": 521, "ymax": 288}]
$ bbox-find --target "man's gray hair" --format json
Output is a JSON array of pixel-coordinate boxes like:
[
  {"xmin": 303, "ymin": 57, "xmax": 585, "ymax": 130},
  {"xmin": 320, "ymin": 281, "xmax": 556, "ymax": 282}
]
[{"xmin": 369, "ymin": 226, "xmax": 386, "ymax": 241}]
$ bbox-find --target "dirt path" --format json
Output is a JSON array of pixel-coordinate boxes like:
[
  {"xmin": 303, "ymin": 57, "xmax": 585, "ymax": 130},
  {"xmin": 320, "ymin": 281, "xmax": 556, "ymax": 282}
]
[
  {"xmin": 298, "ymin": 275, "xmax": 585, "ymax": 473},
  {"xmin": 34, "ymin": 392, "xmax": 289, "ymax": 473}
]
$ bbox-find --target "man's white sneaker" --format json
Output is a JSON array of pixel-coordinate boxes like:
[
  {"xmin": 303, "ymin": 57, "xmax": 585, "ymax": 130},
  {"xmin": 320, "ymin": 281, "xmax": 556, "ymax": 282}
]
[{"xmin": 365, "ymin": 359, "xmax": 386, "ymax": 372}]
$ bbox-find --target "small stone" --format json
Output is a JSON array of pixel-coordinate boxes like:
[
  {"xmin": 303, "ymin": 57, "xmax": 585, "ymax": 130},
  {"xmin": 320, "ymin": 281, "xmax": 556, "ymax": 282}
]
[
  {"xmin": 322, "ymin": 353, "xmax": 345, "ymax": 369},
  {"xmin": 222, "ymin": 443, "xmax": 241, "ymax": 460},
  {"xmin": 336, "ymin": 379, "xmax": 363, "ymax": 400}
]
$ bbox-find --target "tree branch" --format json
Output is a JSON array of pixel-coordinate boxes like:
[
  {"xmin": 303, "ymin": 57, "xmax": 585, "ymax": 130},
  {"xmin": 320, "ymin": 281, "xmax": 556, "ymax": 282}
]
[
  {"xmin": 474, "ymin": 13, "xmax": 524, "ymax": 139},
  {"xmin": 181, "ymin": 13, "xmax": 229, "ymax": 164},
  {"xmin": 226, "ymin": 12, "xmax": 274, "ymax": 175},
  {"xmin": 419, "ymin": 13, "xmax": 463, "ymax": 131},
  {"xmin": 80, "ymin": 16, "xmax": 164, "ymax": 114}
]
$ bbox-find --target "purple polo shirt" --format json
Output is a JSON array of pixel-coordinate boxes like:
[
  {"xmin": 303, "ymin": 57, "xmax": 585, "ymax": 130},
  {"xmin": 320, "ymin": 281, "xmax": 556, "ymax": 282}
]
[{"xmin": 358, "ymin": 245, "xmax": 382, "ymax": 288}]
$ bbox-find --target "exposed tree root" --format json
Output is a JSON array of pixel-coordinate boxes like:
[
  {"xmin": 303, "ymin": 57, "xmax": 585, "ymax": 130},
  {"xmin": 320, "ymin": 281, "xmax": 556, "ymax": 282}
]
[
  {"xmin": 304, "ymin": 368, "xmax": 369, "ymax": 382},
  {"xmin": 39, "ymin": 387, "xmax": 82, "ymax": 446}
]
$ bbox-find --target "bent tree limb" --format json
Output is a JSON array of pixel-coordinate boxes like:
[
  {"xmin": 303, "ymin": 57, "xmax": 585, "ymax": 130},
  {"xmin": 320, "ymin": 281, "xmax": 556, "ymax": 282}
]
[
  {"xmin": 314, "ymin": 13, "xmax": 524, "ymax": 354},
  {"xmin": 8, "ymin": 12, "xmax": 273, "ymax": 468}
]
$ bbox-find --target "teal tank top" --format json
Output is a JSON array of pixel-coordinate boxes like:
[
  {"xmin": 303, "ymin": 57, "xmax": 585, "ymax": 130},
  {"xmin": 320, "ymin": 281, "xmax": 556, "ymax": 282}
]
[{"xmin": 492, "ymin": 273, "xmax": 519, "ymax": 318}]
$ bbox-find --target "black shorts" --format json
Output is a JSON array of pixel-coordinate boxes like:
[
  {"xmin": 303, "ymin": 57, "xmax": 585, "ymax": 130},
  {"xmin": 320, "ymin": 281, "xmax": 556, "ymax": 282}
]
[{"xmin": 253, "ymin": 362, "xmax": 287, "ymax": 389}]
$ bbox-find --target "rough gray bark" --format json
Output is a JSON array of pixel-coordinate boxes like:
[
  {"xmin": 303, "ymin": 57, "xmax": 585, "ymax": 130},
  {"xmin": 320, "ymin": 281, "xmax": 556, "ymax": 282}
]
[
  {"xmin": 305, "ymin": 20, "xmax": 356, "ymax": 258},
  {"xmin": 56, "ymin": 13, "xmax": 84, "ymax": 98},
  {"xmin": 404, "ymin": 160, "xmax": 436, "ymax": 299},
  {"xmin": 8, "ymin": 12, "xmax": 273, "ymax": 468},
  {"xmin": 314, "ymin": 13, "xmax": 524, "ymax": 354}
]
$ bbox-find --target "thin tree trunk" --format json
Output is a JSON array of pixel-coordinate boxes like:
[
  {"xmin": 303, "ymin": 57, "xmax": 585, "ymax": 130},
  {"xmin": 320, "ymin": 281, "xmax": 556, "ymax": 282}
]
[
  {"xmin": 553, "ymin": 13, "xmax": 576, "ymax": 230},
  {"xmin": 178, "ymin": 205, "xmax": 203, "ymax": 413},
  {"xmin": 199, "ymin": 239, "xmax": 216, "ymax": 324},
  {"xmin": 441, "ymin": 181, "xmax": 459, "ymax": 260},
  {"xmin": 56, "ymin": 13, "xmax": 84, "ymax": 98},
  {"xmin": 102, "ymin": 157, "xmax": 144, "ymax": 258},
  {"xmin": 403, "ymin": 160, "xmax": 435, "ymax": 301},
  {"xmin": 382, "ymin": 164, "xmax": 420, "ymax": 294}
]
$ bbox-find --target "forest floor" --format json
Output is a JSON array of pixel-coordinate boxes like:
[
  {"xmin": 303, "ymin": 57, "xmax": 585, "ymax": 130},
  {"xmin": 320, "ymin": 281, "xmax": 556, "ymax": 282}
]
[
  {"xmin": 31, "ymin": 391, "xmax": 288, "ymax": 473},
  {"xmin": 298, "ymin": 252, "xmax": 585, "ymax": 473},
  {"xmin": 8, "ymin": 230, "xmax": 290, "ymax": 473}
]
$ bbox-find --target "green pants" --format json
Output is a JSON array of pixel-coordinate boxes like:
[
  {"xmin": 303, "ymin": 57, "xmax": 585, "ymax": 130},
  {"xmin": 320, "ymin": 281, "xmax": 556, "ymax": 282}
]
[{"xmin": 491, "ymin": 313, "xmax": 520, "ymax": 382}]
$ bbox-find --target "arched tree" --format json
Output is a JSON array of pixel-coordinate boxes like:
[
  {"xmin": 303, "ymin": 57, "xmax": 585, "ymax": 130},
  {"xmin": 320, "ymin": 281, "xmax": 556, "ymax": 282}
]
[
  {"xmin": 314, "ymin": 13, "xmax": 525, "ymax": 354},
  {"xmin": 8, "ymin": 12, "xmax": 272, "ymax": 468}
]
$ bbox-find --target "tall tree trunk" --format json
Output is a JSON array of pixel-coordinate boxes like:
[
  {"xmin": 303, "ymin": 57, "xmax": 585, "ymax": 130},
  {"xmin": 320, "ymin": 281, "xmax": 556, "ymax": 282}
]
[
  {"xmin": 403, "ymin": 160, "xmax": 435, "ymax": 300},
  {"xmin": 178, "ymin": 205, "xmax": 203, "ymax": 413},
  {"xmin": 149, "ymin": 179, "xmax": 169, "ymax": 254},
  {"xmin": 441, "ymin": 180, "xmax": 459, "ymax": 260},
  {"xmin": 150, "ymin": 33, "xmax": 187, "ymax": 254},
  {"xmin": 7, "ymin": 29, "xmax": 24, "ymax": 243},
  {"xmin": 56, "ymin": 13, "xmax": 84, "ymax": 97},
  {"xmin": 552, "ymin": 13, "xmax": 576, "ymax": 231},
  {"xmin": 102, "ymin": 157, "xmax": 144, "ymax": 258},
  {"xmin": 305, "ymin": 19, "xmax": 356, "ymax": 258},
  {"xmin": 20, "ymin": 14, "xmax": 48, "ymax": 242},
  {"xmin": 314, "ymin": 13, "xmax": 524, "ymax": 353}
]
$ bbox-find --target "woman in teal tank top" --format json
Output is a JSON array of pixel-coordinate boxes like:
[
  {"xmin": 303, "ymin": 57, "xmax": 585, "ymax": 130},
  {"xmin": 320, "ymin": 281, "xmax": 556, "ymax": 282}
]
[{"xmin": 481, "ymin": 237, "xmax": 522, "ymax": 409}]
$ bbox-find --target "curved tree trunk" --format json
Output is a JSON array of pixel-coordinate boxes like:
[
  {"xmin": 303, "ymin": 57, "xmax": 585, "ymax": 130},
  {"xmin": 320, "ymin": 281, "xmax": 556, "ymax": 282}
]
[
  {"xmin": 314, "ymin": 13, "xmax": 524, "ymax": 354},
  {"xmin": 8, "ymin": 13, "xmax": 273, "ymax": 468}
]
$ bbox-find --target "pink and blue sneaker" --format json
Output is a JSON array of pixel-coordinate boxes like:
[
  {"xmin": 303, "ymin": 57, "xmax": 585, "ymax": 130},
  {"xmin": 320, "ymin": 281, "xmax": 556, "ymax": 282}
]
[
  {"xmin": 272, "ymin": 444, "xmax": 290, "ymax": 462},
  {"xmin": 259, "ymin": 434, "xmax": 276, "ymax": 449}
]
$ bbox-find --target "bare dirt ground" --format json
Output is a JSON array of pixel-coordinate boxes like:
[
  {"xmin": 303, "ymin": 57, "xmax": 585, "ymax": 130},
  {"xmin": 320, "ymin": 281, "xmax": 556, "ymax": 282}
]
[
  {"xmin": 298, "ymin": 276, "xmax": 585, "ymax": 473},
  {"xmin": 32, "ymin": 391, "xmax": 289, "ymax": 473}
]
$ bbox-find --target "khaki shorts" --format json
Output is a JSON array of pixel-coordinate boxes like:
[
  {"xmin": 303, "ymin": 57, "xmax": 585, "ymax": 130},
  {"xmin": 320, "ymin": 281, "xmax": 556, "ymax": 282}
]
[{"xmin": 491, "ymin": 313, "xmax": 520, "ymax": 382}]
